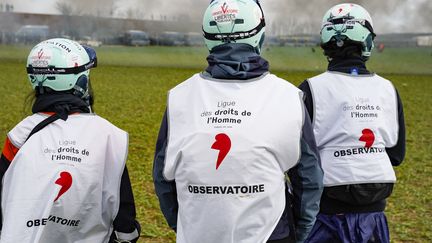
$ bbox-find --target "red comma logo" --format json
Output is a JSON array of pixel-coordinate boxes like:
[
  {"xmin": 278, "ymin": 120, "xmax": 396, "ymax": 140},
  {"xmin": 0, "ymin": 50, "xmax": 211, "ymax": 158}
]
[
  {"xmin": 37, "ymin": 48, "xmax": 44, "ymax": 59},
  {"xmin": 359, "ymin": 128, "xmax": 375, "ymax": 148},
  {"xmin": 54, "ymin": 171, "xmax": 72, "ymax": 202},
  {"xmin": 221, "ymin": 2, "xmax": 228, "ymax": 14},
  {"xmin": 211, "ymin": 133, "xmax": 231, "ymax": 170}
]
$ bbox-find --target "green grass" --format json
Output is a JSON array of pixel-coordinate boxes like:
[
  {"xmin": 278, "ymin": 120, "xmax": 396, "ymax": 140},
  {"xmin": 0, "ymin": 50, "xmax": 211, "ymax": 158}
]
[
  {"xmin": 2, "ymin": 45, "xmax": 431, "ymax": 74},
  {"xmin": 0, "ymin": 45, "xmax": 431, "ymax": 242}
]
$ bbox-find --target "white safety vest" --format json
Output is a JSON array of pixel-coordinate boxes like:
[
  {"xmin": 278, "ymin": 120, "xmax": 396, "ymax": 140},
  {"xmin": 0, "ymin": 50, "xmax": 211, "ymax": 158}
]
[
  {"xmin": 308, "ymin": 72, "xmax": 399, "ymax": 186},
  {"xmin": 1, "ymin": 113, "xmax": 128, "ymax": 243},
  {"xmin": 164, "ymin": 73, "xmax": 304, "ymax": 243}
]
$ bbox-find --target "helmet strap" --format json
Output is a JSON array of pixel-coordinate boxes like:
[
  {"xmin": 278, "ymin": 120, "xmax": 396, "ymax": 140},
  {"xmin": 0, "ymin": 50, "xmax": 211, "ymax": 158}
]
[
  {"xmin": 73, "ymin": 75, "xmax": 90, "ymax": 104},
  {"xmin": 256, "ymin": 32, "xmax": 265, "ymax": 54},
  {"xmin": 203, "ymin": 17, "xmax": 265, "ymax": 42},
  {"xmin": 26, "ymin": 58, "xmax": 96, "ymax": 75},
  {"xmin": 36, "ymin": 76, "xmax": 49, "ymax": 95}
]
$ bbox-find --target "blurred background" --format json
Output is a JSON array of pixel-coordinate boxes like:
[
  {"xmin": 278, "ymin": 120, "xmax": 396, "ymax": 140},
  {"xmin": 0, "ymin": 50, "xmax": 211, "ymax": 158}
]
[{"xmin": 0, "ymin": 0, "xmax": 431, "ymax": 48}]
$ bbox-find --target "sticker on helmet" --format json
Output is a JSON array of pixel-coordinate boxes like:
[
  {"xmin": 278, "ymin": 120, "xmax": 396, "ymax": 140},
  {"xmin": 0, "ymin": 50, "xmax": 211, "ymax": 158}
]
[
  {"xmin": 212, "ymin": 1, "xmax": 239, "ymax": 24},
  {"xmin": 30, "ymin": 48, "xmax": 52, "ymax": 67},
  {"xmin": 69, "ymin": 55, "xmax": 83, "ymax": 67},
  {"xmin": 331, "ymin": 4, "xmax": 353, "ymax": 17}
]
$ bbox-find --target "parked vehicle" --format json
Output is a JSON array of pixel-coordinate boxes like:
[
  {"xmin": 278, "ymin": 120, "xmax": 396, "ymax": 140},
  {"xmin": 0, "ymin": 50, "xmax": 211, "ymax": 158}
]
[
  {"xmin": 264, "ymin": 36, "xmax": 282, "ymax": 47},
  {"xmin": 158, "ymin": 32, "xmax": 185, "ymax": 46},
  {"xmin": 78, "ymin": 36, "xmax": 102, "ymax": 47},
  {"xmin": 0, "ymin": 31, "xmax": 15, "ymax": 44},
  {"xmin": 15, "ymin": 25, "xmax": 49, "ymax": 44},
  {"xmin": 184, "ymin": 32, "xmax": 204, "ymax": 46},
  {"xmin": 124, "ymin": 30, "xmax": 150, "ymax": 46}
]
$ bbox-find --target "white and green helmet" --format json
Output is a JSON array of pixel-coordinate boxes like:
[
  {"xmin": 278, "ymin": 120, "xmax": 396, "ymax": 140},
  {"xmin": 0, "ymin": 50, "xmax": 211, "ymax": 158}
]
[
  {"xmin": 202, "ymin": 0, "xmax": 266, "ymax": 53},
  {"xmin": 320, "ymin": 3, "xmax": 376, "ymax": 58},
  {"xmin": 26, "ymin": 38, "xmax": 97, "ymax": 94}
]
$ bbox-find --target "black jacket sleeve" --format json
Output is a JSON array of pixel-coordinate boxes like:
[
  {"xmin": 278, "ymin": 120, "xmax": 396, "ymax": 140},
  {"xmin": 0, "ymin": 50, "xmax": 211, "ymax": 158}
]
[
  {"xmin": 386, "ymin": 90, "xmax": 406, "ymax": 166},
  {"xmin": 110, "ymin": 166, "xmax": 141, "ymax": 243},
  {"xmin": 287, "ymin": 109, "xmax": 324, "ymax": 243},
  {"xmin": 298, "ymin": 80, "xmax": 313, "ymax": 121},
  {"xmin": 152, "ymin": 110, "xmax": 178, "ymax": 231}
]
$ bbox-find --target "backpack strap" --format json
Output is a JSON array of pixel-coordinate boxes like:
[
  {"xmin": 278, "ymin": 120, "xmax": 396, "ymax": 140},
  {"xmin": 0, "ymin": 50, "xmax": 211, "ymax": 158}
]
[
  {"xmin": 25, "ymin": 113, "xmax": 62, "ymax": 142},
  {"xmin": 25, "ymin": 105, "xmax": 73, "ymax": 142}
]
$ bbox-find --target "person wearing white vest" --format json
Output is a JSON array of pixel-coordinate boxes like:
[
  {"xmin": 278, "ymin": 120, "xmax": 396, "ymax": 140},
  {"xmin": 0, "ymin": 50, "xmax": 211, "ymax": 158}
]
[
  {"xmin": 0, "ymin": 38, "xmax": 141, "ymax": 243},
  {"xmin": 300, "ymin": 4, "xmax": 406, "ymax": 243},
  {"xmin": 153, "ymin": 1, "xmax": 323, "ymax": 243}
]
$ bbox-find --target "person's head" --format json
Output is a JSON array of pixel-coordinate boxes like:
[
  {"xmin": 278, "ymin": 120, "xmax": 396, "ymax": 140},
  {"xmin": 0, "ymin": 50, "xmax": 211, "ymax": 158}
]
[
  {"xmin": 26, "ymin": 38, "xmax": 97, "ymax": 106},
  {"xmin": 320, "ymin": 3, "xmax": 376, "ymax": 60},
  {"xmin": 202, "ymin": 0, "xmax": 266, "ymax": 54}
]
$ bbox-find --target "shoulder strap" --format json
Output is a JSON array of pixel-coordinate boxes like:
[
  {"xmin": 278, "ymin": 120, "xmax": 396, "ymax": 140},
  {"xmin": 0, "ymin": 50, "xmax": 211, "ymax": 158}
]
[
  {"xmin": 25, "ymin": 113, "xmax": 63, "ymax": 142},
  {"xmin": 25, "ymin": 107, "xmax": 76, "ymax": 142}
]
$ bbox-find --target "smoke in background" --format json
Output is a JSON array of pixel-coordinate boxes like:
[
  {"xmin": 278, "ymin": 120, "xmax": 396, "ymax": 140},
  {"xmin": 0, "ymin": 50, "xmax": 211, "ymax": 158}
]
[
  {"xmin": 265, "ymin": 0, "xmax": 431, "ymax": 34},
  {"xmin": 3, "ymin": 0, "xmax": 432, "ymax": 34}
]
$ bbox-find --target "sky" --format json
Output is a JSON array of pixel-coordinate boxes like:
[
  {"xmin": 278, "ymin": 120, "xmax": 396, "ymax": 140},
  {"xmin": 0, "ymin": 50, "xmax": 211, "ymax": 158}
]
[{"xmin": 2, "ymin": 0, "xmax": 431, "ymax": 34}]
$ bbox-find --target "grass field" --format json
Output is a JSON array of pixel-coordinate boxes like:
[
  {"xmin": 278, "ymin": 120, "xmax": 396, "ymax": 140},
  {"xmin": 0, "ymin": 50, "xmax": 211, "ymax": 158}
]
[{"xmin": 0, "ymin": 45, "xmax": 431, "ymax": 242}]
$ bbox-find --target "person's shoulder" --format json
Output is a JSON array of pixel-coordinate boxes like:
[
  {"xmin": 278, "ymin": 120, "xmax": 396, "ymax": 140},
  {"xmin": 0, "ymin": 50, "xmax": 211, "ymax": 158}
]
[
  {"xmin": 11, "ymin": 113, "xmax": 48, "ymax": 133},
  {"xmin": 371, "ymin": 73, "xmax": 394, "ymax": 84},
  {"xmin": 266, "ymin": 73, "xmax": 296, "ymax": 87},
  {"xmin": 307, "ymin": 71, "xmax": 332, "ymax": 83},
  {"xmin": 7, "ymin": 114, "xmax": 46, "ymax": 148},
  {"xmin": 266, "ymin": 73, "xmax": 303, "ymax": 92},
  {"xmin": 169, "ymin": 73, "xmax": 202, "ymax": 92},
  {"xmin": 82, "ymin": 114, "xmax": 127, "ymax": 135},
  {"xmin": 363, "ymin": 73, "xmax": 398, "ymax": 92}
]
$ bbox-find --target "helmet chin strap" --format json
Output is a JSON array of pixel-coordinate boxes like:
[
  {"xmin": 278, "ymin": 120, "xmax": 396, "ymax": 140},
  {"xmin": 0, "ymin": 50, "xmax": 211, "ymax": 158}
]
[
  {"xmin": 73, "ymin": 84, "xmax": 89, "ymax": 100},
  {"xmin": 73, "ymin": 75, "xmax": 91, "ymax": 107},
  {"xmin": 256, "ymin": 32, "xmax": 265, "ymax": 54},
  {"xmin": 37, "ymin": 76, "xmax": 49, "ymax": 94}
]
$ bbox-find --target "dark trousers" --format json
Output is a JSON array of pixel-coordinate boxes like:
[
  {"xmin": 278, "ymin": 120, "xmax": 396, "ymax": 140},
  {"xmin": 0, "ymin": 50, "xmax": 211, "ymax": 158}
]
[{"xmin": 267, "ymin": 236, "xmax": 295, "ymax": 243}]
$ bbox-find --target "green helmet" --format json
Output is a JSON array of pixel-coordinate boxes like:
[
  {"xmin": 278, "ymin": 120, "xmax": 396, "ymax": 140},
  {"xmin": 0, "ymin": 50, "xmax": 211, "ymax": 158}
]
[
  {"xmin": 320, "ymin": 3, "xmax": 376, "ymax": 58},
  {"xmin": 202, "ymin": 0, "xmax": 266, "ymax": 53},
  {"xmin": 26, "ymin": 38, "xmax": 97, "ymax": 96}
]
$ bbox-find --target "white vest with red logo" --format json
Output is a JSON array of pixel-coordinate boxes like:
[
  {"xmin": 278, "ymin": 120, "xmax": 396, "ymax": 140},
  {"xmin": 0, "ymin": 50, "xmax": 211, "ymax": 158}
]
[
  {"xmin": 1, "ymin": 113, "xmax": 127, "ymax": 243},
  {"xmin": 164, "ymin": 73, "xmax": 304, "ymax": 243},
  {"xmin": 308, "ymin": 72, "xmax": 398, "ymax": 186}
]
